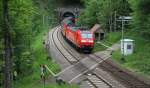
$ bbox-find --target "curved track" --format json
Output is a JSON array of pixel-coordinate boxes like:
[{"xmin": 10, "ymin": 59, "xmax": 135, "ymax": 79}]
[
  {"xmin": 50, "ymin": 26, "xmax": 113, "ymax": 87},
  {"xmin": 57, "ymin": 29, "xmax": 85, "ymax": 60},
  {"xmin": 47, "ymin": 26, "xmax": 150, "ymax": 88},
  {"xmin": 52, "ymin": 27, "xmax": 77, "ymax": 63}
]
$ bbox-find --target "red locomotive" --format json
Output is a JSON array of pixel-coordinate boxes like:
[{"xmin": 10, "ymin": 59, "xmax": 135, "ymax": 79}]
[{"xmin": 61, "ymin": 17, "xmax": 94, "ymax": 52}]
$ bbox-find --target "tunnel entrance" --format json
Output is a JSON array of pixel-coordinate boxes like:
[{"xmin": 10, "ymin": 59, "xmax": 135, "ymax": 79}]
[
  {"xmin": 55, "ymin": 7, "xmax": 83, "ymax": 22},
  {"xmin": 62, "ymin": 12, "xmax": 75, "ymax": 19}
]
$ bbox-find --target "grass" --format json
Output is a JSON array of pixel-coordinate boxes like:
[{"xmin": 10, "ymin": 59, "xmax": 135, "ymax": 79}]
[
  {"xmin": 32, "ymin": 30, "xmax": 60, "ymax": 74},
  {"xmin": 93, "ymin": 42, "xmax": 106, "ymax": 52},
  {"xmin": 94, "ymin": 30, "xmax": 150, "ymax": 78},
  {"xmin": 112, "ymin": 30, "xmax": 150, "ymax": 78},
  {"xmin": 13, "ymin": 28, "xmax": 79, "ymax": 88},
  {"xmin": 93, "ymin": 31, "xmax": 121, "ymax": 52},
  {"xmin": 104, "ymin": 31, "xmax": 122, "ymax": 45}
]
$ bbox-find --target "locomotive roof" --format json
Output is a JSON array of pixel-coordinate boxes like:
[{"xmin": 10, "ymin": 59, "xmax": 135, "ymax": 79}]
[
  {"xmin": 63, "ymin": 19, "xmax": 73, "ymax": 24},
  {"xmin": 69, "ymin": 26, "xmax": 79, "ymax": 31}
]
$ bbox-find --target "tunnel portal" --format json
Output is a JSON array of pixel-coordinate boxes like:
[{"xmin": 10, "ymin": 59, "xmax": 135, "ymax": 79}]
[
  {"xmin": 62, "ymin": 12, "xmax": 75, "ymax": 19},
  {"xmin": 55, "ymin": 8, "xmax": 83, "ymax": 22}
]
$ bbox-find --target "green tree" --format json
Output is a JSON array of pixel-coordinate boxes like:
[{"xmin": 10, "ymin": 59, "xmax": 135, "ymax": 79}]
[
  {"xmin": 9, "ymin": 0, "xmax": 35, "ymax": 77},
  {"xmin": 129, "ymin": 0, "xmax": 150, "ymax": 39},
  {"xmin": 77, "ymin": 0, "xmax": 100, "ymax": 27},
  {"xmin": 0, "ymin": 0, "xmax": 57, "ymax": 87},
  {"xmin": 78, "ymin": 0, "xmax": 131, "ymax": 31}
]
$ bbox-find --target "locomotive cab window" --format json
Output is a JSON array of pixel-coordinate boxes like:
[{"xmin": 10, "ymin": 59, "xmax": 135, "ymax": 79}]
[{"xmin": 81, "ymin": 34, "xmax": 92, "ymax": 38}]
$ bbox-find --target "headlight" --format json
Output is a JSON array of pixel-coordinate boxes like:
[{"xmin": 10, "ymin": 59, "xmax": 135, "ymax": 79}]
[
  {"xmin": 88, "ymin": 40, "xmax": 93, "ymax": 43},
  {"xmin": 81, "ymin": 40, "xmax": 86, "ymax": 42}
]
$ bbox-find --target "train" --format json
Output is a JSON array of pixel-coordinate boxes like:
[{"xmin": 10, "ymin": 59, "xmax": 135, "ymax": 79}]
[{"xmin": 61, "ymin": 17, "xmax": 95, "ymax": 52}]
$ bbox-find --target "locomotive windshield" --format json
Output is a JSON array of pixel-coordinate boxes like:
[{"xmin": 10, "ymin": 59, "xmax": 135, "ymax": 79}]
[{"xmin": 81, "ymin": 34, "xmax": 93, "ymax": 38}]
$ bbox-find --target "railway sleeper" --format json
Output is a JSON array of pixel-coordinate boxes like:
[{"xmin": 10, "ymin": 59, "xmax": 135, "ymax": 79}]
[{"xmin": 86, "ymin": 74, "xmax": 110, "ymax": 88}]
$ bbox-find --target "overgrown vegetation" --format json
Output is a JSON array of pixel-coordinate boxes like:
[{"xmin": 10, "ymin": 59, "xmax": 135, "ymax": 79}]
[
  {"xmin": 0, "ymin": 0, "xmax": 57, "ymax": 87},
  {"xmin": 111, "ymin": 0, "xmax": 150, "ymax": 77},
  {"xmin": 112, "ymin": 30, "xmax": 150, "ymax": 78},
  {"xmin": 9, "ymin": 0, "xmax": 35, "ymax": 77},
  {"xmin": 1, "ymin": 0, "xmax": 36, "ymax": 86},
  {"xmin": 0, "ymin": 0, "xmax": 79, "ymax": 87},
  {"xmin": 78, "ymin": 0, "xmax": 149, "ymax": 39},
  {"xmin": 13, "ymin": 27, "xmax": 77, "ymax": 88},
  {"xmin": 93, "ymin": 32, "xmax": 121, "ymax": 52},
  {"xmin": 78, "ymin": 0, "xmax": 131, "ymax": 30},
  {"xmin": 129, "ymin": 0, "xmax": 150, "ymax": 39}
]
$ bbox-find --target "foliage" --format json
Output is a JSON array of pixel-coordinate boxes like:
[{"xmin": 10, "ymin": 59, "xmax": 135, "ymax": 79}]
[
  {"xmin": 129, "ymin": 0, "xmax": 150, "ymax": 39},
  {"xmin": 13, "ymin": 27, "xmax": 60, "ymax": 88},
  {"xmin": 79, "ymin": 0, "xmax": 150, "ymax": 39},
  {"xmin": 0, "ymin": 0, "xmax": 149, "ymax": 87},
  {"xmin": 104, "ymin": 32, "xmax": 122, "ymax": 44},
  {"xmin": 112, "ymin": 31, "xmax": 150, "ymax": 77},
  {"xmin": 77, "ymin": 0, "xmax": 131, "ymax": 30},
  {"xmin": 93, "ymin": 31, "xmax": 121, "ymax": 52},
  {"xmin": 8, "ymin": 0, "xmax": 35, "ymax": 77},
  {"xmin": 0, "ymin": 0, "xmax": 58, "ymax": 87},
  {"xmin": 77, "ymin": 0, "xmax": 100, "ymax": 28},
  {"xmin": 93, "ymin": 43, "xmax": 106, "ymax": 52}
]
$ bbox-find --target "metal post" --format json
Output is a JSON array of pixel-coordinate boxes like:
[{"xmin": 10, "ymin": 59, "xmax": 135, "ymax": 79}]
[
  {"xmin": 114, "ymin": 11, "xmax": 117, "ymax": 31},
  {"xmin": 109, "ymin": 0, "xmax": 112, "ymax": 32},
  {"xmin": 109, "ymin": 15, "xmax": 112, "ymax": 32},
  {"xmin": 121, "ymin": 16, "xmax": 125, "ymax": 61}
]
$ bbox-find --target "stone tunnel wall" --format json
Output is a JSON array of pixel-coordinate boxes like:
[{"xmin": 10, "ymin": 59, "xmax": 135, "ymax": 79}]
[{"xmin": 55, "ymin": 7, "xmax": 83, "ymax": 23}]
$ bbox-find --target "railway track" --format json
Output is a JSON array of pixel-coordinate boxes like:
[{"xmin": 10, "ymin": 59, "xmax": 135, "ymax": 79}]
[
  {"xmin": 87, "ymin": 74, "xmax": 111, "ymax": 88},
  {"xmin": 47, "ymin": 26, "xmax": 150, "ymax": 88},
  {"xmin": 57, "ymin": 29, "xmax": 85, "ymax": 60},
  {"xmin": 90, "ymin": 54, "xmax": 150, "ymax": 88},
  {"xmin": 79, "ymin": 54, "xmax": 113, "ymax": 88},
  {"xmin": 52, "ymin": 26, "xmax": 78, "ymax": 64},
  {"xmin": 81, "ymin": 73, "xmax": 112, "ymax": 88},
  {"xmin": 49, "ymin": 27, "xmax": 113, "ymax": 87}
]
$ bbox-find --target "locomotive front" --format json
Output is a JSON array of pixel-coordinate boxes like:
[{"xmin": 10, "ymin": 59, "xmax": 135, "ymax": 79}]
[{"xmin": 79, "ymin": 31, "xmax": 94, "ymax": 52}]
